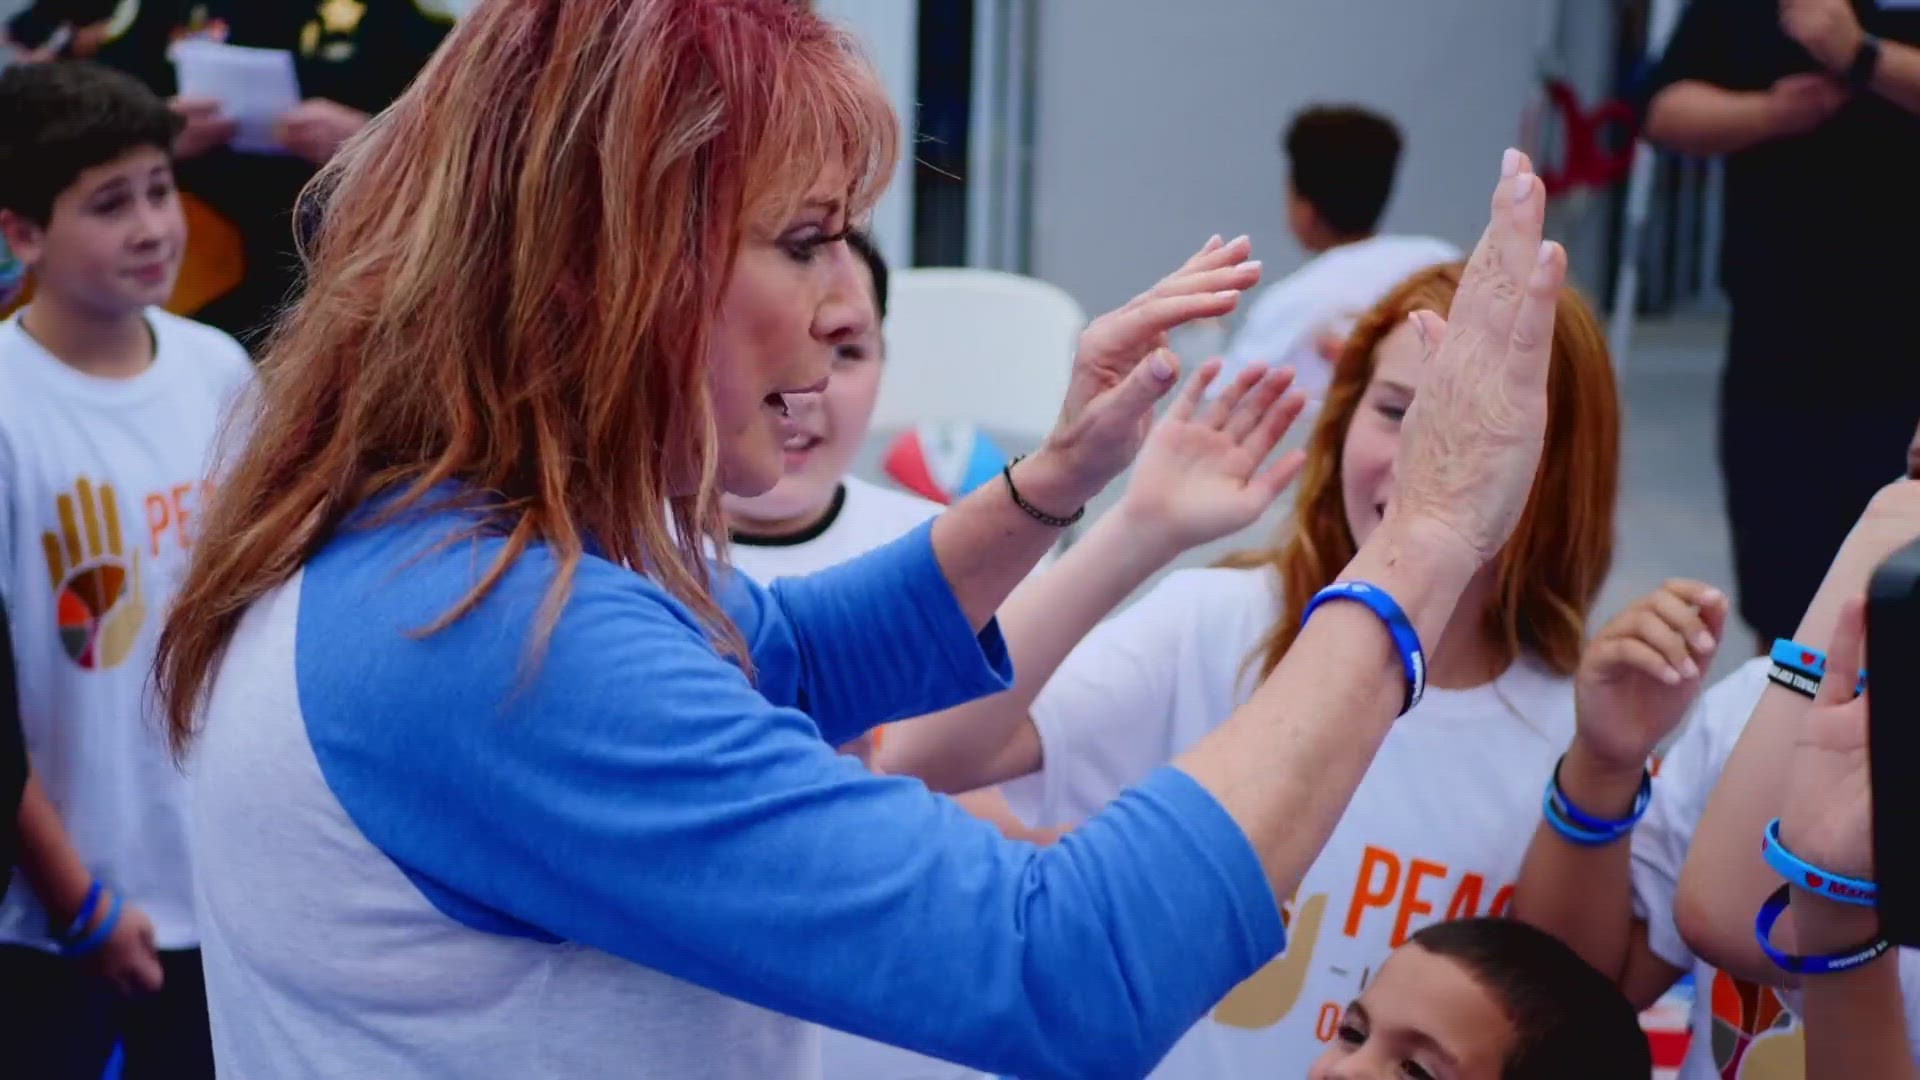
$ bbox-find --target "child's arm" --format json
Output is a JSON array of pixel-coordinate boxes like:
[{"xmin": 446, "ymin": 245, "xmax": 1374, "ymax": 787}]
[
  {"xmin": 1512, "ymin": 580, "xmax": 1724, "ymax": 1008},
  {"xmin": 1677, "ymin": 480, "xmax": 1920, "ymax": 984},
  {"xmin": 16, "ymin": 774, "xmax": 164, "ymax": 994},
  {"xmin": 1773, "ymin": 598, "xmax": 1916, "ymax": 1080},
  {"xmin": 876, "ymin": 361, "xmax": 1306, "ymax": 794}
]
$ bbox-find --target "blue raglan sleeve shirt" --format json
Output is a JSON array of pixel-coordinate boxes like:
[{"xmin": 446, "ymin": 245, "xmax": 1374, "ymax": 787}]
[{"xmin": 298, "ymin": 512, "xmax": 1285, "ymax": 1079}]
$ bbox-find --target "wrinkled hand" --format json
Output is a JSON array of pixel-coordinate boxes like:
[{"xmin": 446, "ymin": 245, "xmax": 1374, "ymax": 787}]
[
  {"xmin": 171, "ymin": 96, "xmax": 237, "ymax": 160},
  {"xmin": 1574, "ymin": 579, "xmax": 1728, "ymax": 772},
  {"xmin": 1782, "ymin": 0, "xmax": 1866, "ymax": 73},
  {"xmin": 1779, "ymin": 596, "xmax": 1873, "ymax": 880},
  {"xmin": 274, "ymin": 98, "xmax": 371, "ymax": 166},
  {"xmin": 1386, "ymin": 150, "xmax": 1563, "ymax": 567},
  {"xmin": 1765, "ymin": 73, "xmax": 1849, "ymax": 138},
  {"xmin": 1039, "ymin": 236, "xmax": 1261, "ymax": 500},
  {"xmin": 83, "ymin": 897, "xmax": 165, "ymax": 996},
  {"xmin": 1115, "ymin": 360, "xmax": 1308, "ymax": 555}
]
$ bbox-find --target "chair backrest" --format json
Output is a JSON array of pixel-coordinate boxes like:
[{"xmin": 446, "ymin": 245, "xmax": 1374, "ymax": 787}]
[{"xmin": 873, "ymin": 268, "xmax": 1085, "ymax": 440}]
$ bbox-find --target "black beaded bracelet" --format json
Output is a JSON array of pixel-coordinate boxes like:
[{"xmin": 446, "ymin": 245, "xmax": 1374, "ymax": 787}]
[{"xmin": 1003, "ymin": 455, "xmax": 1085, "ymax": 528}]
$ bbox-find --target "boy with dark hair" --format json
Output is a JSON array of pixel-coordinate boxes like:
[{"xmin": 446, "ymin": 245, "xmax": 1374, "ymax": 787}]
[
  {"xmin": 0, "ymin": 60, "xmax": 251, "ymax": 1079},
  {"xmin": 1220, "ymin": 104, "xmax": 1457, "ymax": 401}
]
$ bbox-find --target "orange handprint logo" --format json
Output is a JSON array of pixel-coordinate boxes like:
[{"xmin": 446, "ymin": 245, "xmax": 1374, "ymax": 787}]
[{"xmin": 41, "ymin": 478, "xmax": 146, "ymax": 671}]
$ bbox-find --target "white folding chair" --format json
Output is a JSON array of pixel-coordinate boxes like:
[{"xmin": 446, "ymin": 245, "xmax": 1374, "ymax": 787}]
[{"xmin": 872, "ymin": 269, "xmax": 1088, "ymax": 546}]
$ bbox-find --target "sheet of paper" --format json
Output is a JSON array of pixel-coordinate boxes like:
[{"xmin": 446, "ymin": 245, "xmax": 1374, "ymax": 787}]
[{"xmin": 171, "ymin": 40, "xmax": 301, "ymax": 157}]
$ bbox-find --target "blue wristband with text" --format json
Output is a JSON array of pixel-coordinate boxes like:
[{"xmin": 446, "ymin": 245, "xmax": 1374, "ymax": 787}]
[
  {"xmin": 1302, "ymin": 581, "xmax": 1425, "ymax": 714},
  {"xmin": 60, "ymin": 880, "xmax": 104, "ymax": 943},
  {"xmin": 1767, "ymin": 639, "xmax": 1867, "ymax": 699},
  {"xmin": 1755, "ymin": 886, "xmax": 1890, "ymax": 975},
  {"xmin": 1762, "ymin": 818, "xmax": 1877, "ymax": 906}
]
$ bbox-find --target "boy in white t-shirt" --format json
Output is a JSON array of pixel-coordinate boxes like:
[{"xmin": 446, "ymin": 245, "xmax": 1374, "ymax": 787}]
[
  {"xmin": 1218, "ymin": 105, "xmax": 1458, "ymax": 401},
  {"xmin": 0, "ymin": 61, "xmax": 252, "ymax": 1079}
]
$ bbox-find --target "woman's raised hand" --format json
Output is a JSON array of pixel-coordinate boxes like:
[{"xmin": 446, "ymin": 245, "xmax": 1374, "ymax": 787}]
[
  {"xmin": 1115, "ymin": 360, "xmax": 1308, "ymax": 556},
  {"xmin": 1034, "ymin": 236, "xmax": 1261, "ymax": 503},
  {"xmin": 1388, "ymin": 150, "xmax": 1563, "ymax": 567}
]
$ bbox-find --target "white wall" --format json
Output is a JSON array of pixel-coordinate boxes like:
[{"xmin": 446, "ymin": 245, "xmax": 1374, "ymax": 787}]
[
  {"xmin": 1028, "ymin": 0, "xmax": 1616, "ymax": 318},
  {"xmin": 814, "ymin": 0, "xmax": 918, "ymax": 273}
]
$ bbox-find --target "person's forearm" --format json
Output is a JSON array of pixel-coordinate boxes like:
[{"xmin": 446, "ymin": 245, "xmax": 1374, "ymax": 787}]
[
  {"xmin": 1645, "ymin": 82, "xmax": 1780, "ymax": 156},
  {"xmin": 1174, "ymin": 518, "xmax": 1475, "ymax": 897},
  {"xmin": 931, "ymin": 448, "xmax": 1100, "ymax": 631},
  {"xmin": 879, "ymin": 507, "xmax": 1177, "ymax": 793},
  {"xmin": 16, "ymin": 774, "xmax": 94, "ymax": 925},
  {"xmin": 1792, "ymin": 893, "xmax": 1918, "ymax": 1080},
  {"xmin": 1511, "ymin": 743, "xmax": 1643, "ymax": 981},
  {"xmin": 1870, "ymin": 39, "xmax": 1920, "ymax": 116},
  {"xmin": 1678, "ymin": 563, "xmax": 1860, "ymax": 984}
]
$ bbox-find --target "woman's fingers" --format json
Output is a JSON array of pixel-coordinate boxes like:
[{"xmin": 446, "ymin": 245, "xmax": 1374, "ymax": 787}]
[
  {"xmin": 1603, "ymin": 636, "xmax": 1687, "ymax": 687},
  {"xmin": 1246, "ymin": 387, "xmax": 1308, "ymax": 463},
  {"xmin": 1449, "ymin": 149, "xmax": 1547, "ymax": 348},
  {"xmin": 1252, "ymin": 448, "xmax": 1309, "ymax": 505},
  {"xmin": 1167, "ymin": 357, "xmax": 1224, "ymax": 422},
  {"xmin": 1817, "ymin": 596, "xmax": 1868, "ymax": 707},
  {"xmin": 1648, "ymin": 586, "xmax": 1717, "ymax": 657},
  {"xmin": 1224, "ymin": 366, "xmax": 1296, "ymax": 443},
  {"xmin": 1153, "ymin": 261, "xmax": 1263, "ymax": 303}
]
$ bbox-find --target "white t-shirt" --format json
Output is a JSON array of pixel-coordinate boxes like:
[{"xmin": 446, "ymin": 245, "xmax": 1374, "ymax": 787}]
[
  {"xmin": 1632, "ymin": 658, "xmax": 1920, "ymax": 1079},
  {"xmin": 0, "ymin": 309, "xmax": 253, "ymax": 951},
  {"xmin": 731, "ymin": 475, "xmax": 981, "ymax": 1080},
  {"xmin": 999, "ymin": 566, "xmax": 1576, "ymax": 1077},
  {"xmin": 1221, "ymin": 235, "xmax": 1461, "ymax": 401}
]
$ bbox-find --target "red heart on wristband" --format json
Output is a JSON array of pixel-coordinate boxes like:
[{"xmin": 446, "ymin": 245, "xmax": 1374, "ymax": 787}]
[
  {"xmin": 1801, "ymin": 651, "xmax": 1818, "ymax": 666},
  {"xmin": 1806, "ymin": 873, "xmax": 1826, "ymax": 889}
]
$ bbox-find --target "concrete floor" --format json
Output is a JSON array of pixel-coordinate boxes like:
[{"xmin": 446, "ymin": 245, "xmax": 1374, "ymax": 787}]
[{"xmin": 859, "ymin": 311, "xmax": 1757, "ymax": 682}]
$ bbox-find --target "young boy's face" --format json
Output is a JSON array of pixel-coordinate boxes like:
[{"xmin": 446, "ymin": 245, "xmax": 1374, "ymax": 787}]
[
  {"xmin": 4, "ymin": 146, "xmax": 185, "ymax": 316},
  {"xmin": 724, "ymin": 263, "xmax": 885, "ymax": 529}
]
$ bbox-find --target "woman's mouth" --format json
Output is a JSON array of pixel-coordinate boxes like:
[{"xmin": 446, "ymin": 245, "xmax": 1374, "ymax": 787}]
[{"xmin": 783, "ymin": 431, "xmax": 823, "ymax": 467}]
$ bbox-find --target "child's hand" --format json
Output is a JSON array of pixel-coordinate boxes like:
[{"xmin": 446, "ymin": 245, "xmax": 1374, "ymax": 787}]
[
  {"xmin": 82, "ymin": 896, "xmax": 165, "ymax": 996},
  {"xmin": 1573, "ymin": 579, "xmax": 1727, "ymax": 775},
  {"xmin": 1780, "ymin": 596, "xmax": 1874, "ymax": 882},
  {"xmin": 1113, "ymin": 359, "xmax": 1307, "ymax": 557}
]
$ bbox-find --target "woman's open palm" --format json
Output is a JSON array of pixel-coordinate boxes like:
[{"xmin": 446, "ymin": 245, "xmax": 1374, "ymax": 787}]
[{"xmin": 1118, "ymin": 360, "xmax": 1308, "ymax": 552}]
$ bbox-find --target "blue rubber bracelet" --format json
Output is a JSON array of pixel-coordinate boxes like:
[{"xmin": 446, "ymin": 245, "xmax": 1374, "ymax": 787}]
[
  {"xmin": 1763, "ymin": 818, "xmax": 1877, "ymax": 907},
  {"xmin": 1755, "ymin": 885, "xmax": 1890, "ymax": 975},
  {"xmin": 1768, "ymin": 639, "xmax": 1867, "ymax": 697},
  {"xmin": 1301, "ymin": 581, "xmax": 1425, "ymax": 714},
  {"xmin": 61, "ymin": 881, "xmax": 104, "ymax": 943},
  {"xmin": 1541, "ymin": 756, "xmax": 1651, "ymax": 846},
  {"xmin": 61, "ymin": 891, "xmax": 121, "ymax": 958}
]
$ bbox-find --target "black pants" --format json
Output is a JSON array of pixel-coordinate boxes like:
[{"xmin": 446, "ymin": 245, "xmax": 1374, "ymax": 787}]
[
  {"xmin": 0, "ymin": 945, "xmax": 213, "ymax": 1080},
  {"xmin": 1719, "ymin": 364, "xmax": 1916, "ymax": 645}
]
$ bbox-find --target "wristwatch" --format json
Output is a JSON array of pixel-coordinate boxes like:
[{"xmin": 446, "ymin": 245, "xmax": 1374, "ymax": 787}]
[{"xmin": 1846, "ymin": 33, "xmax": 1883, "ymax": 92}]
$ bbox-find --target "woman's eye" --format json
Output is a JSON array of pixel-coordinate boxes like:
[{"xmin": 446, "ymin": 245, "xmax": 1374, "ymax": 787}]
[
  {"xmin": 1336, "ymin": 1024, "xmax": 1366, "ymax": 1046},
  {"xmin": 1375, "ymin": 403, "xmax": 1407, "ymax": 422},
  {"xmin": 1400, "ymin": 1062, "xmax": 1437, "ymax": 1080}
]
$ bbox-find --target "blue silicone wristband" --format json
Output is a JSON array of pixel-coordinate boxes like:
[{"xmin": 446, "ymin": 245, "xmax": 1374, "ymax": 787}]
[
  {"xmin": 1763, "ymin": 818, "xmax": 1877, "ymax": 907},
  {"xmin": 1542, "ymin": 756, "xmax": 1651, "ymax": 845},
  {"xmin": 60, "ymin": 881, "xmax": 105, "ymax": 943},
  {"xmin": 1755, "ymin": 885, "xmax": 1890, "ymax": 975},
  {"xmin": 61, "ymin": 890, "xmax": 122, "ymax": 958},
  {"xmin": 1301, "ymin": 581, "xmax": 1425, "ymax": 714},
  {"xmin": 1768, "ymin": 639, "xmax": 1868, "ymax": 697}
]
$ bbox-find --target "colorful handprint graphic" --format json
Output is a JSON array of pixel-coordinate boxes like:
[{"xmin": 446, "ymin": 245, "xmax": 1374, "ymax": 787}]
[{"xmin": 42, "ymin": 477, "xmax": 146, "ymax": 671}]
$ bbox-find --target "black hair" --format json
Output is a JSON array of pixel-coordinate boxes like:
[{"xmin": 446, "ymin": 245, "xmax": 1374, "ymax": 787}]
[
  {"xmin": 1409, "ymin": 918, "xmax": 1652, "ymax": 1079},
  {"xmin": 0, "ymin": 60, "xmax": 183, "ymax": 226},
  {"xmin": 1283, "ymin": 104, "xmax": 1404, "ymax": 238},
  {"xmin": 844, "ymin": 227, "xmax": 889, "ymax": 320}
]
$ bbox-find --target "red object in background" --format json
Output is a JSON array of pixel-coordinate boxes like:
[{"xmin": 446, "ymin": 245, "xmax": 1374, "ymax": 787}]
[{"xmin": 1535, "ymin": 79, "xmax": 1638, "ymax": 199}]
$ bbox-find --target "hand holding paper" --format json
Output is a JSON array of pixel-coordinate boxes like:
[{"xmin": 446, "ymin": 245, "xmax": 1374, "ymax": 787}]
[{"xmin": 170, "ymin": 40, "xmax": 301, "ymax": 156}]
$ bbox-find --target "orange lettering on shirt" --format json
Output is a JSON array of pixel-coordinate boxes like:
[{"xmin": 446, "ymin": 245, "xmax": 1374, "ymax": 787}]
[
  {"xmin": 1489, "ymin": 885, "xmax": 1514, "ymax": 917},
  {"xmin": 145, "ymin": 493, "xmax": 171, "ymax": 557},
  {"xmin": 1315, "ymin": 1002, "xmax": 1342, "ymax": 1043},
  {"xmin": 1445, "ymin": 873, "xmax": 1486, "ymax": 921},
  {"xmin": 171, "ymin": 483, "xmax": 195, "ymax": 550},
  {"xmin": 1391, "ymin": 858, "xmax": 1447, "ymax": 947},
  {"xmin": 1345, "ymin": 846, "xmax": 1401, "ymax": 937}
]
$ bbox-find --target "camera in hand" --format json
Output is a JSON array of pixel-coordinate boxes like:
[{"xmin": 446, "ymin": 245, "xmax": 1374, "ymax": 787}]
[{"xmin": 1870, "ymin": 535, "xmax": 1920, "ymax": 947}]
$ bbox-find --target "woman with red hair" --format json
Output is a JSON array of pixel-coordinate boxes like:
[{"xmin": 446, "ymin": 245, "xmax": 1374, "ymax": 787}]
[{"xmin": 156, "ymin": 1, "xmax": 1569, "ymax": 1076}]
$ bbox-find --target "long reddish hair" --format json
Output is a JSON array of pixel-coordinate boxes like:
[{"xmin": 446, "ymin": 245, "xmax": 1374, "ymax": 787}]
[
  {"xmin": 1221, "ymin": 262, "xmax": 1619, "ymax": 681},
  {"xmin": 156, "ymin": 0, "xmax": 899, "ymax": 754}
]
